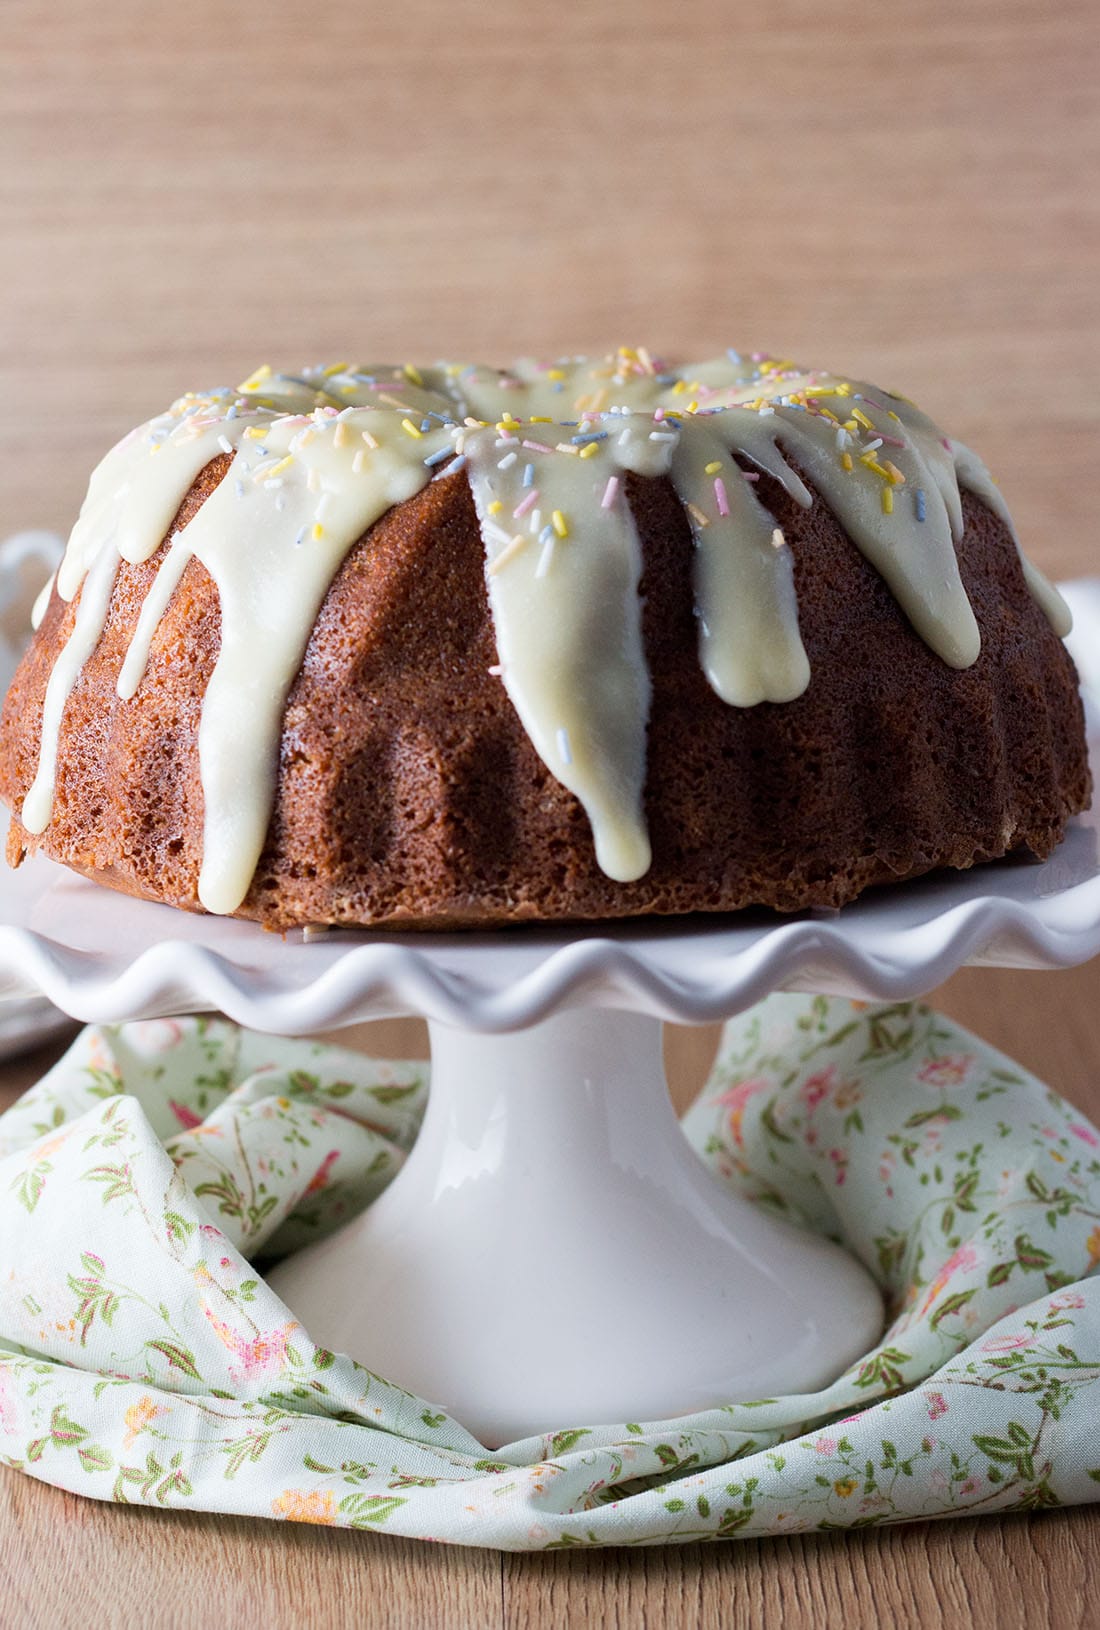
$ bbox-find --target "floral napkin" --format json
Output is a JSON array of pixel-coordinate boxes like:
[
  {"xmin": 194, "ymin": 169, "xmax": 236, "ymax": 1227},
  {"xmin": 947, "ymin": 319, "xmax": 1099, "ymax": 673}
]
[{"xmin": 1, "ymin": 995, "xmax": 1098, "ymax": 1550}]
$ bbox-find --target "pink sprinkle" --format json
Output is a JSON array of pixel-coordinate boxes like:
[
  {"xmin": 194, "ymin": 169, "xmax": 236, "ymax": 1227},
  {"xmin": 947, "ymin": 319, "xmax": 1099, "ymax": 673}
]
[
  {"xmin": 522, "ymin": 439, "xmax": 554, "ymax": 453},
  {"xmin": 879, "ymin": 433, "xmax": 906, "ymax": 448},
  {"xmin": 862, "ymin": 396, "xmax": 887, "ymax": 410},
  {"xmin": 714, "ymin": 477, "xmax": 730, "ymax": 517},
  {"xmin": 653, "ymin": 407, "xmax": 665, "ymax": 422},
  {"xmin": 742, "ymin": 471, "xmax": 760, "ymax": 482},
  {"xmin": 513, "ymin": 489, "xmax": 539, "ymax": 519},
  {"xmin": 602, "ymin": 475, "xmax": 620, "ymax": 509},
  {"xmin": 942, "ymin": 438, "xmax": 952, "ymax": 450}
]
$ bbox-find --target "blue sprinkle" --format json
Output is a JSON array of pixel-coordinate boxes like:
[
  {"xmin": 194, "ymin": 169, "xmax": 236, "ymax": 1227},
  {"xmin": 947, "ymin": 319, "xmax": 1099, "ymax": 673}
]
[
  {"xmin": 523, "ymin": 462, "xmax": 535, "ymax": 487},
  {"xmin": 726, "ymin": 348, "xmax": 742, "ymax": 365},
  {"xmin": 420, "ymin": 418, "xmax": 432, "ymax": 433},
  {"xmin": 423, "ymin": 446, "xmax": 452, "ymax": 466},
  {"xmin": 571, "ymin": 430, "xmax": 609, "ymax": 445},
  {"xmin": 538, "ymin": 524, "xmax": 554, "ymax": 544},
  {"xmin": 916, "ymin": 489, "xmax": 927, "ymax": 522}
]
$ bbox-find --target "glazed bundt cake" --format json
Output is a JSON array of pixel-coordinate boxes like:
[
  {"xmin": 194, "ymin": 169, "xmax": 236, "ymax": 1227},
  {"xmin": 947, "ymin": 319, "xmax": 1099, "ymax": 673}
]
[{"xmin": 0, "ymin": 350, "xmax": 1089, "ymax": 929}]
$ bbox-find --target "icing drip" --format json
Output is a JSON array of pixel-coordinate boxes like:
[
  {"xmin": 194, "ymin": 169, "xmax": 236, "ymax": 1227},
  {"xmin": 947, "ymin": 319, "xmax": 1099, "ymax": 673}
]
[{"xmin": 23, "ymin": 351, "xmax": 1072, "ymax": 913}]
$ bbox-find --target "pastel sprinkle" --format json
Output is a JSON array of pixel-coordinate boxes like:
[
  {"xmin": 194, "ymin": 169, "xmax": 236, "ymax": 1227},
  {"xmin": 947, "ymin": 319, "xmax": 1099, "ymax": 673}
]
[
  {"xmin": 704, "ymin": 460, "xmax": 723, "ymax": 475},
  {"xmin": 601, "ymin": 476, "xmax": 620, "ymax": 509},
  {"xmin": 513, "ymin": 489, "xmax": 539, "ymax": 519},
  {"xmin": 556, "ymin": 727, "xmax": 572, "ymax": 765},
  {"xmin": 551, "ymin": 510, "xmax": 569, "ymax": 538},
  {"xmin": 400, "ymin": 418, "xmax": 422, "ymax": 439},
  {"xmin": 882, "ymin": 487, "xmax": 894, "ymax": 514},
  {"xmin": 714, "ymin": 477, "xmax": 730, "ymax": 517},
  {"xmin": 916, "ymin": 489, "xmax": 927, "ymax": 522},
  {"xmin": 579, "ymin": 442, "xmax": 600, "ymax": 459}
]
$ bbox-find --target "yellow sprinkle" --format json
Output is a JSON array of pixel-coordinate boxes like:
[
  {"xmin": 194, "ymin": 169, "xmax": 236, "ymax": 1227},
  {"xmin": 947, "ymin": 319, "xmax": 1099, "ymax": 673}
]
[
  {"xmin": 840, "ymin": 451, "xmax": 853, "ymax": 471},
  {"xmin": 312, "ymin": 522, "xmax": 325, "ymax": 539},
  {"xmin": 530, "ymin": 415, "xmax": 553, "ymax": 423},
  {"xmin": 882, "ymin": 487, "xmax": 894, "ymax": 514},
  {"xmin": 401, "ymin": 418, "xmax": 423, "ymax": 439},
  {"xmin": 547, "ymin": 369, "xmax": 565, "ymax": 382},
  {"xmin": 237, "ymin": 364, "xmax": 273, "ymax": 393},
  {"xmin": 816, "ymin": 406, "xmax": 840, "ymax": 423},
  {"xmin": 861, "ymin": 457, "xmax": 892, "ymax": 481},
  {"xmin": 243, "ymin": 425, "xmax": 268, "ymax": 440},
  {"xmin": 835, "ymin": 382, "xmax": 853, "ymax": 397},
  {"xmin": 882, "ymin": 459, "xmax": 906, "ymax": 485},
  {"xmin": 686, "ymin": 400, "xmax": 698, "ymax": 414},
  {"xmin": 672, "ymin": 380, "xmax": 688, "ymax": 395},
  {"xmin": 334, "ymin": 421, "xmax": 350, "ymax": 448},
  {"xmin": 321, "ymin": 361, "xmax": 349, "ymax": 378},
  {"xmin": 260, "ymin": 454, "xmax": 293, "ymax": 481},
  {"xmin": 551, "ymin": 510, "xmax": 569, "ymax": 538},
  {"xmin": 887, "ymin": 410, "xmax": 901, "ymax": 421},
  {"xmin": 579, "ymin": 441, "xmax": 600, "ymax": 459},
  {"xmin": 851, "ymin": 407, "xmax": 874, "ymax": 431},
  {"xmin": 704, "ymin": 460, "xmax": 723, "ymax": 475},
  {"xmin": 361, "ymin": 430, "xmax": 379, "ymax": 450},
  {"xmin": 487, "ymin": 534, "xmax": 528, "ymax": 575},
  {"xmin": 802, "ymin": 386, "xmax": 837, "ymax": 399},
  {"xmin": 843, "ymin": 418, "xmax": 859, "ymax": 432},
  {"xmin": 402, "ymin": 363, "xmax": 424, "ymax": 386},
  {"xmin": 488, "ymin": 499, "xmax": 503, "ymax": 515}
]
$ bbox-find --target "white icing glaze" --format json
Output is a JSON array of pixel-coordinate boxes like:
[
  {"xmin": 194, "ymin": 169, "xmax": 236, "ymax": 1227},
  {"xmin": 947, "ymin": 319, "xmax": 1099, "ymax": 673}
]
[{"xmin": 22, "ymin": 351, "xmax": 1072, "ymax": 913}]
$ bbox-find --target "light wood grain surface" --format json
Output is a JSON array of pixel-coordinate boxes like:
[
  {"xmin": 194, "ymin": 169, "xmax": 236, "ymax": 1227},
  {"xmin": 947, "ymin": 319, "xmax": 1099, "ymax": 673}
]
[{"xmin": 2, "ymin": 0, "xmax": 1099, "ymax": 1622}]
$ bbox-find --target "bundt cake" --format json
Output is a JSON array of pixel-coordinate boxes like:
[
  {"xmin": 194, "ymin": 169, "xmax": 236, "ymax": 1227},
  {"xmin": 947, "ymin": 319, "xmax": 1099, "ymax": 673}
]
[{"xmin": 0, "ymin": 349, "xmax": 1089, "ymax": 929}]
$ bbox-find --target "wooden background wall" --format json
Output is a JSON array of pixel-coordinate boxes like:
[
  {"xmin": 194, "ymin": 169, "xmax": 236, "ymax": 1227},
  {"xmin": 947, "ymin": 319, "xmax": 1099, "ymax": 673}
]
[{"xmin": 3, "ymin": 0, "xmax": 1098, "ymax": 584}]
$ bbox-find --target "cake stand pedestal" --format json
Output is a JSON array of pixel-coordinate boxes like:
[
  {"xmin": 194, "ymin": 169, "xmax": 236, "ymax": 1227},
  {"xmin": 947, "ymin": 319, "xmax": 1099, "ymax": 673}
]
[{"xmin": 267, "ymin": 1008, "xmax": 881, "ymax": 1445}]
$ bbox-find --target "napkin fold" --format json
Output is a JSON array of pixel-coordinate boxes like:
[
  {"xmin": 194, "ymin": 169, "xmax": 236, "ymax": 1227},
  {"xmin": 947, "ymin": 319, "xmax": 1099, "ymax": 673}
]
[{"xmin": 1, "ymin": 996, "xmax": 1098, "ymax": 1550}]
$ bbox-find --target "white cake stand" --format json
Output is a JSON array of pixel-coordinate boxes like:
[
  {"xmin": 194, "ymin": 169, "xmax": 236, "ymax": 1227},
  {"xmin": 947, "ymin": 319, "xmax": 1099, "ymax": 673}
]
[{"xmin": 0, "ymin": 586, "xmax": 1097, "ymax": 1443}]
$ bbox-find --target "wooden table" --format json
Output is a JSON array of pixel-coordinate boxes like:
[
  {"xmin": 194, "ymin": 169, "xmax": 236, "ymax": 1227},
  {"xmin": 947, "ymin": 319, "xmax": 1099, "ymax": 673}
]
[{"xmin": 2, "ymin": 0, "xmax": 1099, "ymax": 1620}]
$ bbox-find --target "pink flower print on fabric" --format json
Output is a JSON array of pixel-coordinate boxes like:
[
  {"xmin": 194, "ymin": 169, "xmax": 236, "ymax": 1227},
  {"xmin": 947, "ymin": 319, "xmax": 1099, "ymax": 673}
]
[
  {"xmin": 800, "ymin": 1066, "xmax": 836, "ymax": 1110},
  {"xmin": 306, "ymin": 1150, "xmax": 341, "ymax": 1194},
  {"xmin": 169, "ymin": 1100, "xmax": 204, "ymax": 1130},
  {"xmin": 711, "ymin": 1077, "xmax": 772, "ymax": 1149},
  {"xmin": 919, "ymin": 1243, "xmax": 979, "ymax": 1316},
  {"xmin": 200, "ymin": 1304, "xmax": 301, "ymax": 1385},
  {"xmin": 916, "ymin": 1054, "xmax": 976, "ymax": 1089},
  {"xmin": 926, "ymin": 1392, "xmax": 948, "ymax": 1421}
]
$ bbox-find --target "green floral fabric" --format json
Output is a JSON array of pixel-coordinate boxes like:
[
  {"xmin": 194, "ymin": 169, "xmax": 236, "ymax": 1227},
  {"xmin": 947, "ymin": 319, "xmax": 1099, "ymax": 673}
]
[{"xmin": 1, "ymin": 996, "xmax": 1098, "ymax": 1549}]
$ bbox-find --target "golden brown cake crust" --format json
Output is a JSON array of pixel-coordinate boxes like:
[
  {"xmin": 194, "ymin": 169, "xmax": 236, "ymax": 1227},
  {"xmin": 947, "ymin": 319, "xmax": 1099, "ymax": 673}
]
[{"xmin": 0, "ymin": 457, "xmax": 1090, "ymax": 930}]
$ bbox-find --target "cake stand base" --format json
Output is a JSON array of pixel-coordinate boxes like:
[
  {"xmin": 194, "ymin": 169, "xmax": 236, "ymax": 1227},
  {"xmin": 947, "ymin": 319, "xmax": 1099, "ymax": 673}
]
[{"xmin": 267, "ymin": 1009, "xmax": 883, "ymax": 1447}]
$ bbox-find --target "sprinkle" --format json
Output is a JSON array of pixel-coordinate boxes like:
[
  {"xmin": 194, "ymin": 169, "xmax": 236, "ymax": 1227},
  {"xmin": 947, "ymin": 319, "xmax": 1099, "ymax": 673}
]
[
  {"xmin": 402, "ymin": 362, "xmax": 424, "ymax": 386},
  {"xmin": 882, "ymin": 459, "xmax": 906, "ymax": 485},
  {"xmin": 234, "ymin": 479, "xmax": 245, "ymax": 499},
  {"xmin": 513, "ymin": 488, "xmax": 539, "ymax": 519},
  {"xmin": 352, "ymin": 449, "xmax": 367, "ymax": 473},
  {"xmin": 571, "ymin": 431, "xmax": 608, "ymax": 445},
  {"xmin": 487, "ymin": 663, "xmax": 503, "ymax": 676},
  {"xmin": 579, "ymin": 442, "xmax": 600, "ymax": 459},
  {"xmin": 497, "ymin": 451, "xmax": 518, "ymax": 470},
  {"xmin": 528, "ymin": 510, "xmax": 542, "ymax": 536},
  {"xmin": 742, "ymin": 471, "xmax": 760, "ymax": 482},
  {"xmin": 556, "ymin": 727, "xmax": 572, "ymax": 765},
  {"xmin": 535, "ymin": 536, "xmax": 555, "ymax": 578},
  {"xmin": 488, "ymin": 499, "xmax": 503, "ymax": 515},
  {"xmin": 400, "ymin": 418, "xmax": 422, "ymax": 439},
  {"xmin": 312, "ymin": 522, "xmax": 325, "ymax": 540},
  {"xmin": 334, "ymin": 420, "xmax": 350, "ymax": 449},
  {"xmin": 862, "ymin": 437, "xmax": 884, "ymax": 455},
  {"xmin": 649, "ymin": 430, "xmax": 678, "ymax": 443},
  {"xmin": 704, "ymin": 460, "xmax": 723, "ymax": 475},
  {"xmin": 686, "ymin": 502, "xmax": 710, "ymax": 529},
  {"xmin": 881, "ymin": 487, "xmax": 894, "ymax": 514},
  {"xmin": 243, "ymin": 425, "xmax": 268, "ymax": 441},
  {"xmin": 237, "ymin": 365, "xmax": 272, "ymax": 393},
  {"xmin": 714, "ymin": 477, "xmax": 730, "ymax": 517},
  {"xmin": 851, "ymin": 407, "xmax": 874, "ymax": 431},
  {"xmin": 916, "ymin": 489, "xmax": 927, "ymax": 522},
  {"xmin": 522, "ymin": 463, "xmax": 535, "ymax": 488},
  {"xmin": 217, "ymin": 435, "xmax": 234, "ymax": 455},
  {"xmin": 551, "ymin": 510, "xmax": 569, "ymax": 538},
  {"xmin": 259, "ymin": 454, "xmax": 293, "ymax": 482},
  {"xmin": 840, "ymin": 452, "xmax": 854, "ymax": 472},
  {"xmin": 424, "ymin": 445, "xmax": 453, "ymax": 466},
  {"xmin": 436, "ymin": 453, "xmax": 466, "ymax": 479},
  {"xmin": 487, "ymin": 534, "xmax": 528, "ymax": 575},
  {"xmin": 522, "ymin": 439, "xmax": 554, "ymax": 454},
  {"xmin": 555, "ymin": 442, "xmax": 580, "ymax": 455},
  {"xmin": 361, "ymin": 430, "xmax": 379, "ymax": 450},
  {"xmin": 771, "ymin": 528, "xmax": 785, "ymax": 549},
  {"xmin": 601, "ymin": 475, "xmax": 620, "ymax": 509}
]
